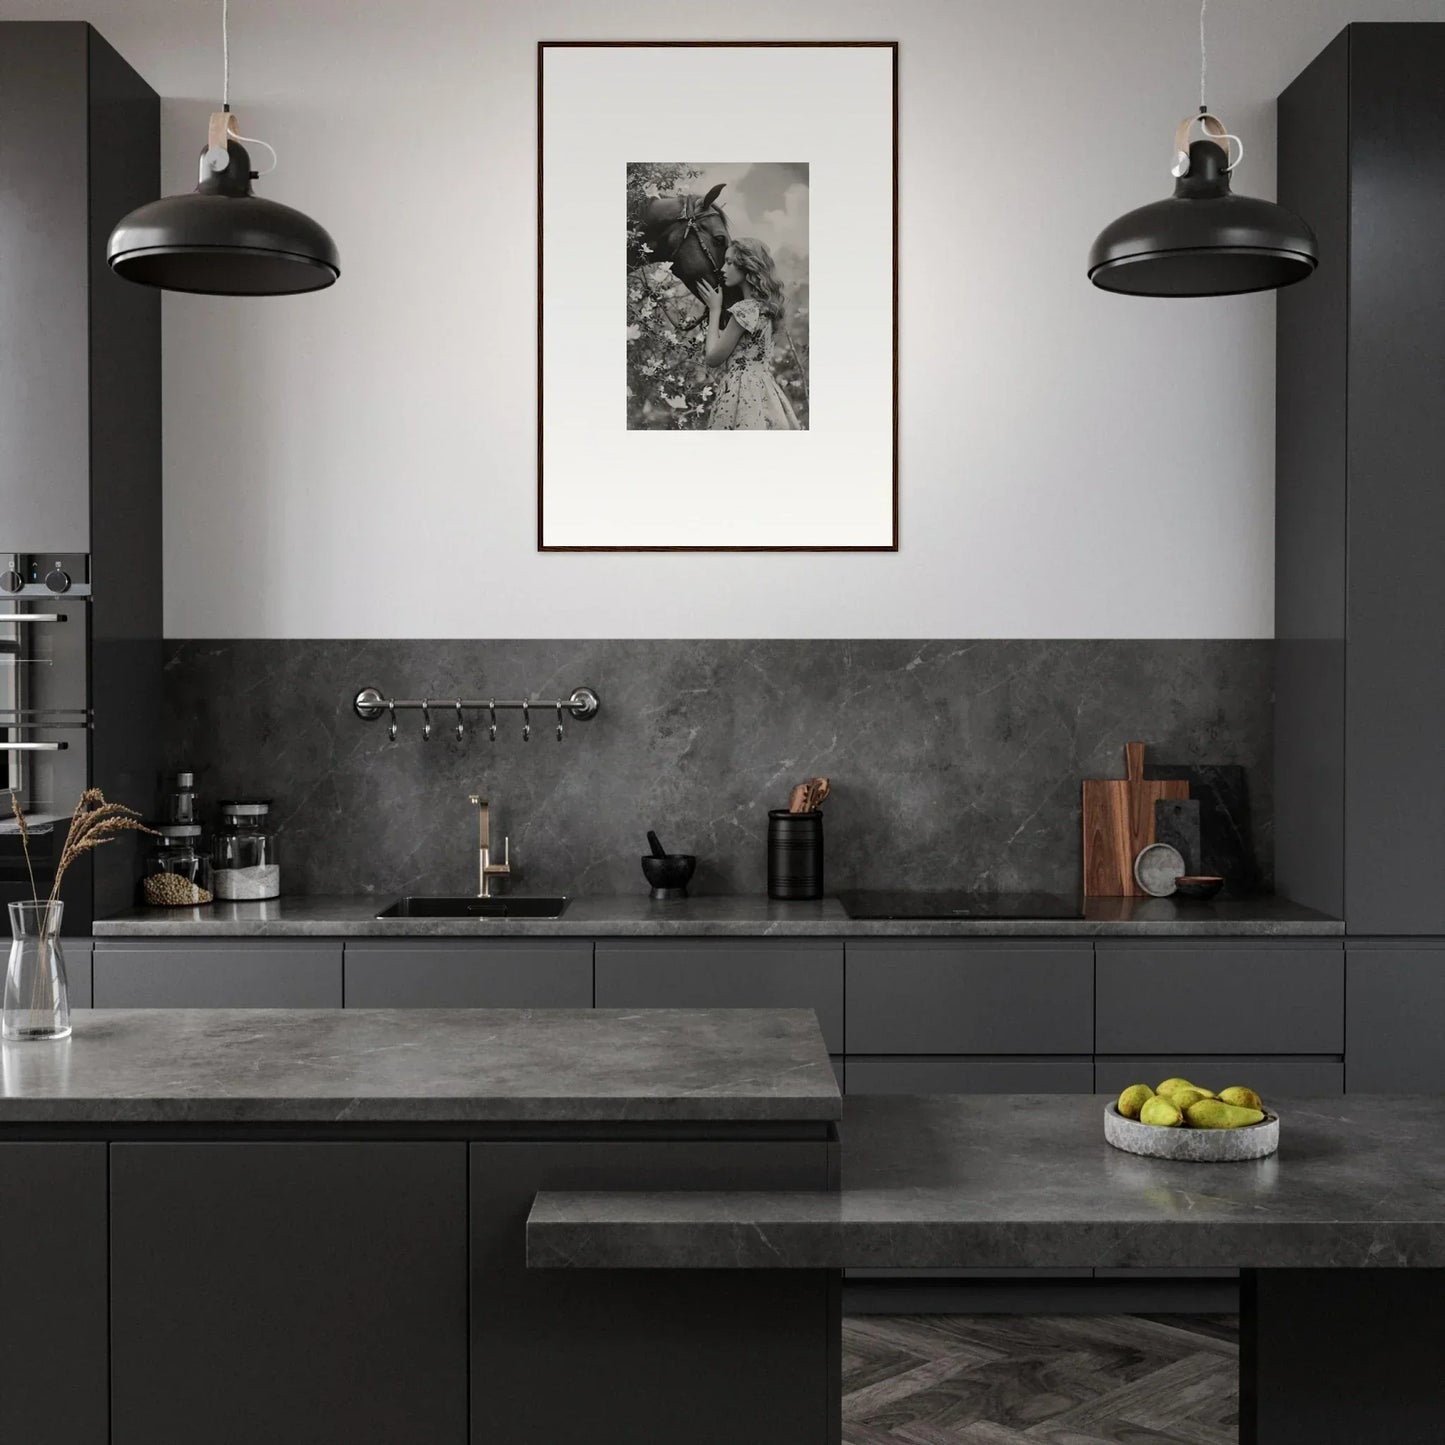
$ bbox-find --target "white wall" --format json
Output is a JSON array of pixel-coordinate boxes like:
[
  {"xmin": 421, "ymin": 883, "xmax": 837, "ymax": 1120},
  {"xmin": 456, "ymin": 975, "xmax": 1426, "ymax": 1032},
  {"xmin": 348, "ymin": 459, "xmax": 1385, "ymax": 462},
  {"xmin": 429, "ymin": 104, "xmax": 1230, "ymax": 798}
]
[{"xmin": 4, "ymin": 0, "xmax": 1442, "ymax": 639}]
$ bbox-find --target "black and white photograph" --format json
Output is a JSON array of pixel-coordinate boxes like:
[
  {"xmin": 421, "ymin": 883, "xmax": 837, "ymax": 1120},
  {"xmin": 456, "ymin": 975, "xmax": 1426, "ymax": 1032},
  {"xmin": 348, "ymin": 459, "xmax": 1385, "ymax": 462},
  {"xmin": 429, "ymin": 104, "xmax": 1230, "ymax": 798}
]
[{"xmin": 626, "ymin": 162, "xmax": 809, "ymax": 431}]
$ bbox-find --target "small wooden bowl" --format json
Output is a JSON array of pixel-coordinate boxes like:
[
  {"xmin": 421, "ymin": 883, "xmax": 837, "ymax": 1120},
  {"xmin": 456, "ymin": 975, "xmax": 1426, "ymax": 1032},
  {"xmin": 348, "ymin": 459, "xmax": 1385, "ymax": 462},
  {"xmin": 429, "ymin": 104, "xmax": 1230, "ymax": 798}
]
[{"xmin": 1173, "ymin": 875, "xmax": 1225, "ymax": 901}]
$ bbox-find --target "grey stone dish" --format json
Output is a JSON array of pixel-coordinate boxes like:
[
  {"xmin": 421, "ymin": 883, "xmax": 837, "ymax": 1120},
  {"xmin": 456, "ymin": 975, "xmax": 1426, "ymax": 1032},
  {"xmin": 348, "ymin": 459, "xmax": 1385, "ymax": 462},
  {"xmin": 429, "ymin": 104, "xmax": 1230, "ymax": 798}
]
[
  {"xmin": 1104, "ymin": 1102, "xmax": 1280, "ymax": 1161},
  {"xmin": 1134, "ymin": 842, "xmax": 1186, "ymax": 897}
]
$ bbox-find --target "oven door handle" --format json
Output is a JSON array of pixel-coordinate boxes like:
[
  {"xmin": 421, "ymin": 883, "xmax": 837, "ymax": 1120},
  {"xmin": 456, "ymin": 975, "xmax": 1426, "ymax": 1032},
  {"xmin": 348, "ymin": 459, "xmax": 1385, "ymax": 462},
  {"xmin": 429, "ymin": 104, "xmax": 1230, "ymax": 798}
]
[
  {"xmin": 0, "ymin": 741, "xmax": 68, "ymax": 752},
  {"xmin": 0, "ymin": 614, "xmax": 67, "ymax": 625}
]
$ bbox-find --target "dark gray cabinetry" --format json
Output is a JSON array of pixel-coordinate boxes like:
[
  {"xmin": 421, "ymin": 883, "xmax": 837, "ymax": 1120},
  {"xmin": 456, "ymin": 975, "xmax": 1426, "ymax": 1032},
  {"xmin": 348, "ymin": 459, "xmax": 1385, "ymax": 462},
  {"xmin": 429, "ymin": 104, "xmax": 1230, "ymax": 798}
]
[
  {"xmin": 110, "ymin": 1142, "xmax": 468, "ymax": 1445},
  {"xmin": 1095, "ymin": 942, "xmax": 1343, "ymax": 1055},
  {"xmin": 64, "ymin": 939, "xmax": 93, "ymax": 1008},
  {"xmin": 1277, "ymin": 24, "xmax": 1445, "ymax": 935},
  {"xmin": 595, "ymin": 940, "xmax": 844, "ymax": 1053},
  {"xmin": 344, "ymin": 940, "xmax": 592, "ymax": 1008},
  {"xmin": 846, "ymin": 1058, "xmax": 1094, "ymax": 1094},
  {"xmin": 1346, "ymin": 944, "xmax": 1445, "ymax": 1092},
  {"xmin": 0, "ymin": 1144, "xmax": 108, "ymax": 1444},
  {"xmin": 1094, "ymin": 1057, "xmax": 1344, "ymax": 1096},
  {"xmin": 93, "ymin": 940, "xmax": 343, "ymax": 1007},
  {"xmin": 470, "ymin": 1140, "xmax": 835, "ymax": 1445}
]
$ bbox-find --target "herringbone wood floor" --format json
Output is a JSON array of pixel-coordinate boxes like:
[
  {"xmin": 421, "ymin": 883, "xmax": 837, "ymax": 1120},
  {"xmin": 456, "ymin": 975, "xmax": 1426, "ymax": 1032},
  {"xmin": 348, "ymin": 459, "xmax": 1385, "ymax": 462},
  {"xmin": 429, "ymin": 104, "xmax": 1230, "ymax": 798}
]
[{"xmin": 842, "ymin": 1314, "xmax": 1238, "ymax": 1445}]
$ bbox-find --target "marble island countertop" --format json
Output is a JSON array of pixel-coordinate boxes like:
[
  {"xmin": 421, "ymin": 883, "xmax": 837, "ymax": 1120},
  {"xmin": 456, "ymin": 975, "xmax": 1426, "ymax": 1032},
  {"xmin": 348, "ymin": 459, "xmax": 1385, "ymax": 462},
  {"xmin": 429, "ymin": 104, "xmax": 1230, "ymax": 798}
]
[
  {"xmin": 528, "ymin": 1093, "xmax": 1445, "ymax": 1271},
  {"xmin": 0, "ymin": 1007, "xmax": 840, "ymax": 1125},
  {"xmin": 92, "ymin": 892, "xmax": 1343, "ymax": 938}
]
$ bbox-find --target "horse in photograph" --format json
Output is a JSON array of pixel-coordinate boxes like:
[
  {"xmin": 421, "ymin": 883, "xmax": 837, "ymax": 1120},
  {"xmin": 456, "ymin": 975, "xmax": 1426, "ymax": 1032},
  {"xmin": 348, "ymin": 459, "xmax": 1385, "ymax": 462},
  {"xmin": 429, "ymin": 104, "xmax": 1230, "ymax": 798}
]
[{"xmin": 627, "ymin": 183, "xmax": 742, "ymax": 317}]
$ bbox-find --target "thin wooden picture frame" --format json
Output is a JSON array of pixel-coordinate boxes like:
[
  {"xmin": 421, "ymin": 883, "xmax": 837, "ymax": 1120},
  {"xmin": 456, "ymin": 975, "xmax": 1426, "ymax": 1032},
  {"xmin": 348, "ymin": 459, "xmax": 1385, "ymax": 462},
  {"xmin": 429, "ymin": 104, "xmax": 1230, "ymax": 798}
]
[{"xmin": 537, "ymin": 39, "xmax": 899, "ymax": 552}]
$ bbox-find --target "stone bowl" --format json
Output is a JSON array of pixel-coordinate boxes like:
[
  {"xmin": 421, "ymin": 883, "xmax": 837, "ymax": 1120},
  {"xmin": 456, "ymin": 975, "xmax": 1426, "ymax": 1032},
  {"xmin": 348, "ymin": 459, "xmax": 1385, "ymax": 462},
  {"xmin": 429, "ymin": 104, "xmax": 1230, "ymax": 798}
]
[{"xmin": 1104, "ymin": 1103, "xmax": 1279, "ymax": 1162}]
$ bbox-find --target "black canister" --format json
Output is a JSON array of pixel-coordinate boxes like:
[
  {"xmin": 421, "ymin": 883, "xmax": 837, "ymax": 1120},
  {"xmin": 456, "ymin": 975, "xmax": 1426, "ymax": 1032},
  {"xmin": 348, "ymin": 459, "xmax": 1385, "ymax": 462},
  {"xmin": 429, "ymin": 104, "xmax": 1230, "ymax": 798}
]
[{"xmin": 768, "ymin": 809, "xmax": 824, "ymax": 900}]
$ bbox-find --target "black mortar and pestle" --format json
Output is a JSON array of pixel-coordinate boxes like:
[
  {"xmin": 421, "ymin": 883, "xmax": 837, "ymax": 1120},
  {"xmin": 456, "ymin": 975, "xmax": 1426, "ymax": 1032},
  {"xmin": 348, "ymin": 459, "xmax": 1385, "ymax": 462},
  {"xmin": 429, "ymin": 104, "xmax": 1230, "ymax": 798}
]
[{"xmin": 642, "ymin": 830, "xmax": 696, "ymax": 901}]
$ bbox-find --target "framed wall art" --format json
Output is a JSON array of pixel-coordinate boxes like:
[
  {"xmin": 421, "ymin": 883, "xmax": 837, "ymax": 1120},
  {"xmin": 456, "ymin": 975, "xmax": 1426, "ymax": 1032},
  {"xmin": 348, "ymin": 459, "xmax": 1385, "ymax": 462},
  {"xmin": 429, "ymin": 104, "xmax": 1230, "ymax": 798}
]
[{"xmin": 538, "ymin": 41, "xmax": 898, "ymax": 551}]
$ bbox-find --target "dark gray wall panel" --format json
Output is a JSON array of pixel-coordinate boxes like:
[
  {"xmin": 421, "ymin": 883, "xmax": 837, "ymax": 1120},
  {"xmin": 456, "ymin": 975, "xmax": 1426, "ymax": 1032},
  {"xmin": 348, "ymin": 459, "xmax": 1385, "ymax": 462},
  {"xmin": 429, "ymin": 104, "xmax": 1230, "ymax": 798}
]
[
  {"xmin": 1095, "ymin": 1056, "xmax": 1343, "ymax": 1097},
  {"xmin": 1095, "ymin": 942, "xmax": 1342, "ymax": 1055},
  {"xmin": 1344, "ymin": 25, "xmax": 1445, "ymax": 934},
  {"xmin": 0, "ymin": 22, "xmax": 89, "ymax": 548},
  {"xmin": 0, "ymin": 1143, "xmax": 108, "ymax": 1444},
  {"xmin": 846, "ymin": 941, "xmax": 1093, "ymax": 1055},
  {"xmin": 344, "ymin": 940, "xmax": 591, "ymax": 1008},
  {"xmin": 94, "ymin": 939, "xmax": 343, "ymax": 1007},
  {"xmin": 1274, "ymin": 28, "xmax": 1349, "ymax": 920},
  {"xmin": 595, "ymin": 940, "xmax": 843, "ymax": 1053},
  {"xmin": 846, "ymin": 1057, "xmax": 1094, "ymax": 1095},
  {"xmin": 1346, "ymin": 945, "xmax": 1445, "ymax": 1092},
  {"xmin": 471, "ymin": 1139, "xmax": 835, "ymax": 1445},
  {"xmin": 111, "ymin": 1142, "xmax": 468, "ymax": 1445}
]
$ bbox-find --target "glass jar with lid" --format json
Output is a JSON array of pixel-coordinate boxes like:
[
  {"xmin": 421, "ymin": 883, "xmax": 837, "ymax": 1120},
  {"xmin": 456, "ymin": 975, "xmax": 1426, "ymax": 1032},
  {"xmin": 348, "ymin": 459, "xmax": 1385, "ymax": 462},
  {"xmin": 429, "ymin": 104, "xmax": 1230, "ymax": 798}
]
[
  {"xmin": 142, "ymin": 825, "xmax": 213, "ymax": 907},
  {"xmin": 211, "ymin": 800, "xmax": 281, "ymax": 901}
]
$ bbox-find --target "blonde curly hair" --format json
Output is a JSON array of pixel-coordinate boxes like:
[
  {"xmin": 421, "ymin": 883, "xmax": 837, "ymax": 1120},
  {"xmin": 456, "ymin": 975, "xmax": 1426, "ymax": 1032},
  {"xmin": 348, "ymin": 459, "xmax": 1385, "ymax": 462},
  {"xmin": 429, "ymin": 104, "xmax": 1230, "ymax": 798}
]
[{"xmin": 726, "ymin": 237, "xmax": 786, "ymax": 322}]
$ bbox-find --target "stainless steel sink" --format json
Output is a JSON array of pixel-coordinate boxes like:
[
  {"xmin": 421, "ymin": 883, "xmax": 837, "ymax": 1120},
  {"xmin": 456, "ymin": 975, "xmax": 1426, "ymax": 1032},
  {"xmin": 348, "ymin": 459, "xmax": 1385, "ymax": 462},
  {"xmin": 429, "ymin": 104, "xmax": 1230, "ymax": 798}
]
[{"xmin": 376, "ymin": 896, "xmax": 569, "ymax": 919}]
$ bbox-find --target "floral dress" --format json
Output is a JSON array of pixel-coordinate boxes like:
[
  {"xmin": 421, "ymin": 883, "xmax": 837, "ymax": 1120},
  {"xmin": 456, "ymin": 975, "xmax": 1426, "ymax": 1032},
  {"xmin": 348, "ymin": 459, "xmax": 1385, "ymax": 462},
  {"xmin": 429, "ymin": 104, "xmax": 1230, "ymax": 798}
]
[{"xmin": 706, "ymin": 298, "xmax": 802, "ymax": 431}]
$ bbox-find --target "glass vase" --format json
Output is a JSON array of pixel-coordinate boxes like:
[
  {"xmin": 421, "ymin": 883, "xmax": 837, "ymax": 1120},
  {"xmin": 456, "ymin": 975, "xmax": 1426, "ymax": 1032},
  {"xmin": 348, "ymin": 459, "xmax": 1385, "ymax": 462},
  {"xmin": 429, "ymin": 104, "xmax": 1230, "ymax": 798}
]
[{"xmin": 4, "ymin": 901, "xmax": 71, "ymax": 1042}]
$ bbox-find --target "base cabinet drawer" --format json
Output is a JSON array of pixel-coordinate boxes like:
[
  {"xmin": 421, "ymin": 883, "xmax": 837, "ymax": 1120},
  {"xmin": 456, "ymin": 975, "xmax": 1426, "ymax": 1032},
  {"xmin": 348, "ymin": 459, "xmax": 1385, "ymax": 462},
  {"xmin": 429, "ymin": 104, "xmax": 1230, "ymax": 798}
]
[
  {"xmin": 93, "ymin": 941, "xmax": 343, "ymax": 1008},
  {"xmin": 594, "ymin": 941, "xmax": 843, "ymax": 1053},
  {"xmin": 1094, "ymin": 1056, "xmax": 1344, "ymax": 1097},
  {"xmin": 1347, "ymin": 945, "xmax": 1445, "ymax": 1091},
  {"xmin": 1096, "ymin": 942, "xmax": 1343, "ymax": 1055},
  {"xmin": 344, "ymin": 941, "xmax": 591, "ymax": 1009},
  {"xmin": 846, "ymin": 1057, "xmax": 1095, "ymax": 1095},
  {"xmin": 846, "ymin": 942, "xmax": 1093, "ymax": 1055}
]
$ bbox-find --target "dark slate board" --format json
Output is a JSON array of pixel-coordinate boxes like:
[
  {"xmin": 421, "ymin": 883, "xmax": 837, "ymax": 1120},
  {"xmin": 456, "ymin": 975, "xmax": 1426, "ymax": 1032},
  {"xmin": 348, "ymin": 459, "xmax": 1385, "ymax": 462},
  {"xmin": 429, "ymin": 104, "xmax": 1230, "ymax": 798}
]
[
  {"xmin": 1145, "ymin": 764, "xmax": 1262, "ymax": 895},
  {"xmin": 1154, "ymin": 798, "xmax": 1202, "ymax": 876}
]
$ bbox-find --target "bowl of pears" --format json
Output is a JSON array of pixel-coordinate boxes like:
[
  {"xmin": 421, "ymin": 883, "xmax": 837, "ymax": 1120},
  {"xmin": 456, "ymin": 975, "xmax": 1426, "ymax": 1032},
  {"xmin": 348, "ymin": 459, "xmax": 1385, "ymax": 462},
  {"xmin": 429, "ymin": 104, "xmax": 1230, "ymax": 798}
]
[{"xmin": 1105, "ymin": 1077, "xmax": 1279, "ymax": 1161}]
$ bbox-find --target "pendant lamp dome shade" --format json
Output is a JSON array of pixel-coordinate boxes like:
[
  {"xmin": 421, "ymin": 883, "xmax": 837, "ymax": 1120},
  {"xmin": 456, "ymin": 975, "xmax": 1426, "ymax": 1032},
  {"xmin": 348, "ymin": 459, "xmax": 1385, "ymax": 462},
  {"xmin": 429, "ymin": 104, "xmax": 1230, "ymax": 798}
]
[
  {"xmin": 107, "ymin": 135, "xmax": 339, "ymax": 296},
  {"xmin": 1089, "ymin": 138, "xmax": 1316, "ymax": 297}
]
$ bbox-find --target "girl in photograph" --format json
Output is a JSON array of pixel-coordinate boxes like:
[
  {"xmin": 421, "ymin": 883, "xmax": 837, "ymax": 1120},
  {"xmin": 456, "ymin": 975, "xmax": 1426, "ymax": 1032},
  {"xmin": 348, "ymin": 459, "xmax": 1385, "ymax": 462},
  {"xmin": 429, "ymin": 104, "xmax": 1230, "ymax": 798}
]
[{"xmin": 696, "ymin": 238, "xmax": 803, "ymax": 431}]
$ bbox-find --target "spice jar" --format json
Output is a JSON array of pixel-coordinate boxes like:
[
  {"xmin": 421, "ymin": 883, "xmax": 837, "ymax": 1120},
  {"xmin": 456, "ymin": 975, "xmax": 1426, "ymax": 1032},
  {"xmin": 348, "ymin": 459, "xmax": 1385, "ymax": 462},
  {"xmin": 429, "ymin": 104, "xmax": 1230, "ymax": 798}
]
[
  {"xmin": 142, "ymin": 825, "xmax": 214, "ymax": 907},
  {"xmin": 211, "ymin": 800, "xmax": 281, "ymax": 901}
]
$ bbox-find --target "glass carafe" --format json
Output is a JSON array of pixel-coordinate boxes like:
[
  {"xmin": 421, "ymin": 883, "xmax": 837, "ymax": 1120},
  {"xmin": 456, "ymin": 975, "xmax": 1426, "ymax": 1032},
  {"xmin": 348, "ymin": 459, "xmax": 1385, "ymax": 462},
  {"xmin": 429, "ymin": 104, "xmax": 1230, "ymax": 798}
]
[{"xmin": 4, "ymin": 900, "xmax": 71, "ymax": 1042}]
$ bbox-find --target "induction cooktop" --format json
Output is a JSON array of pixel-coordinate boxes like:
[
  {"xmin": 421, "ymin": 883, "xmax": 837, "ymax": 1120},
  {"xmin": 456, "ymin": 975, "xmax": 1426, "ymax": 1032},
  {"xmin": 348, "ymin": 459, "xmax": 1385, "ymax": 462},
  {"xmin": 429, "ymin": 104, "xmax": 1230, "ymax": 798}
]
[{"xmin": 836, "ymin": 891, "xmax": 1084, "ymax": 920}]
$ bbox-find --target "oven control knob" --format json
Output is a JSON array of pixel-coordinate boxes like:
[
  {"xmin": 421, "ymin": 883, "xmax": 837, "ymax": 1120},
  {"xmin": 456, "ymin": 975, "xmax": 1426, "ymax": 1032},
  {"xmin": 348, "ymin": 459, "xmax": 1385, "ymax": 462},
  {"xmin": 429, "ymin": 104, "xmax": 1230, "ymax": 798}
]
[
  {"xmin": 0, "ymin": 570, "xmax": 22, "ymax": 594},
  {"xmin": 44, "ymin": 568, "xmax": 71, "ymax": 595}
]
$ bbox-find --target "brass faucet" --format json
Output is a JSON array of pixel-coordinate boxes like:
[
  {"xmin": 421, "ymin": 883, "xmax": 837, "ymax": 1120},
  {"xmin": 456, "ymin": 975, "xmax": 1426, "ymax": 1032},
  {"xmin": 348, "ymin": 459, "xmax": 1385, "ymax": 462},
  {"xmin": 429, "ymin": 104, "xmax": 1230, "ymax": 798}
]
[{"xmin": 467, "ymin": 795, "xmax": 512, "ymax": 897}]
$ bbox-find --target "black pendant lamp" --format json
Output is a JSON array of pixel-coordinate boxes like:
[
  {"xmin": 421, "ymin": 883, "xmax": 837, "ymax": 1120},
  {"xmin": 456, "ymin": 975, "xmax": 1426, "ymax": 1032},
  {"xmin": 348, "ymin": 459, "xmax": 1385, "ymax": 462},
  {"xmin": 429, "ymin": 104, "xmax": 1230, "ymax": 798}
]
[
  {"xmin": 1088, "ymin": 1, "xmax": 1316, "ymax": 297},
  {"xmin": 107, "ymin": 0, "xmax": 338, "ymax": 296}
]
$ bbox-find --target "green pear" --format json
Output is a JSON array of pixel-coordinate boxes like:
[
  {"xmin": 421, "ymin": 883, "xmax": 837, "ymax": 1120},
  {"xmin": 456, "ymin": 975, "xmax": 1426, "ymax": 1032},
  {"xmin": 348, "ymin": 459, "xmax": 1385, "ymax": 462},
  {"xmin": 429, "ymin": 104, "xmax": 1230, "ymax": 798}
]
[
  {"xmin": 1185, "ymin": 1099, "xmax": 1266, "ymax": 1129},
  {"xmin": 1218, "ymin": 1086, "xmax": 1264, "ymax": 1111},
  {"xmin": 1140, "ymin": 1096, "xmax": 1185, "ymax": 1127},
  {"xmin": 1117, "ymin": 1084, "xmax": 1154, "ymax": 1119}
]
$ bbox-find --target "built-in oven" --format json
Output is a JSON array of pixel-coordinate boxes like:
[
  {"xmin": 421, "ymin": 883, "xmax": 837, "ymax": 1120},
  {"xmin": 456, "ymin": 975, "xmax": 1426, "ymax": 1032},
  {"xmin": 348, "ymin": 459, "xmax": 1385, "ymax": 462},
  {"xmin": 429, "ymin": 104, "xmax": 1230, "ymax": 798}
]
[{"xmin": 1, "ymin": 554, "xmax": 92, "ymax": 926}]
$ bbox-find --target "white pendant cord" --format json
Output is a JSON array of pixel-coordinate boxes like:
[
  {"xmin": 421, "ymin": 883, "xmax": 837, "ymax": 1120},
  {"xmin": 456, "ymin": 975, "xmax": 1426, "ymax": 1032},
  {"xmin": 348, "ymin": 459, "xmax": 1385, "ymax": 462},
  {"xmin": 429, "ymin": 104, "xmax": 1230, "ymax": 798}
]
[
  {"xmin": 206, "ymin": 0, "xmax": 278, "ymax": 178},
  {"xmin": 1199, "ymin": 0, "xmax": 1207, "ymax": 112}
]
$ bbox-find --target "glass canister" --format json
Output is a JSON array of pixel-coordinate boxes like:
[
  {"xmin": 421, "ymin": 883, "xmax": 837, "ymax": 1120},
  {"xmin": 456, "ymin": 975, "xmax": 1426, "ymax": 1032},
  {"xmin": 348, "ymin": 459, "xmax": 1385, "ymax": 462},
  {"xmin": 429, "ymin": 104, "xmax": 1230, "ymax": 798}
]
[
  {"xmin": 142, "ymin": 824, "xmax": 214, "ymax": 907},
  {"xmin": 211, "ymin": 800, "xmax": 281, "ymax": 901}
]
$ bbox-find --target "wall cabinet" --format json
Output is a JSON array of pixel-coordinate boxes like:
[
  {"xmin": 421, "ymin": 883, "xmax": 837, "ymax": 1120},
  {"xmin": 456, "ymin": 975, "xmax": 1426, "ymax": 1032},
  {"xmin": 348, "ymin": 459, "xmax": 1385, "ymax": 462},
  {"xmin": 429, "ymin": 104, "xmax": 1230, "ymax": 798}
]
[
  {"xmin": 344, "ymin": 940, "xmax": 592, "ymax": 1008},
  {"xmin": 93, "ymin": 940, "xmax": 342, "ymax": 1007},
  {"xmin": 109, "ymin": 1142, "xmax": 468, "ymax": 1445},
  {"xmin": 594, "ymin": 940, "xmax": 844, "ymax": 1053},
  {"xmin": 0, "ymin": 1143, "xmax": 108, "ymax": 1444}
]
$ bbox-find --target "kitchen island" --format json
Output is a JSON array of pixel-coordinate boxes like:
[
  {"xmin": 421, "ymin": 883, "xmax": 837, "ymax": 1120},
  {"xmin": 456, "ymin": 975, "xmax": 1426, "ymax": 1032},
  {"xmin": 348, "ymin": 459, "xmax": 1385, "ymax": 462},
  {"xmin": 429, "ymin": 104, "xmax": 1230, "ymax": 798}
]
[
  {"xmin": 533, "ymin": 1093, "xmax": 1445, "ymax": 1445},
  {"xmin": 0, "ymin": 1007, "xmax": 841, "ymax": 1445}
]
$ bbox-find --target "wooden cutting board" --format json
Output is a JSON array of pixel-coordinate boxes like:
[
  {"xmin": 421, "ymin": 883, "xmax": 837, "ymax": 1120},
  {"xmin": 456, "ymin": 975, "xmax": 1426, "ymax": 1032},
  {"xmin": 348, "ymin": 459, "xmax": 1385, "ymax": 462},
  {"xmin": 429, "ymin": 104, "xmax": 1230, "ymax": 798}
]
[{"xmin": 1082, "ymin": 742, "xmax": 1189, "ymax": 896}]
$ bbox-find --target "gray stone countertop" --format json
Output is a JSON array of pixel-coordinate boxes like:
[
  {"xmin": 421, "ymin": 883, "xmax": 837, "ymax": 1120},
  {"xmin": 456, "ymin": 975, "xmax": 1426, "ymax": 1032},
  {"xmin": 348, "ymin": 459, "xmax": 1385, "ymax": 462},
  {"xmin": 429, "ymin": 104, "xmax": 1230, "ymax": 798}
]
[
  {"xmin": 91, "ymin": 893, "xmax": 1343, "ymax": 938},
  {"xmin": 0, "ymin": 1008, "xmax": 840, "ymax": 1125},
  {"xmin": 528, "ymin": 1093, "xmax": 1445, "ymax": 1270}
]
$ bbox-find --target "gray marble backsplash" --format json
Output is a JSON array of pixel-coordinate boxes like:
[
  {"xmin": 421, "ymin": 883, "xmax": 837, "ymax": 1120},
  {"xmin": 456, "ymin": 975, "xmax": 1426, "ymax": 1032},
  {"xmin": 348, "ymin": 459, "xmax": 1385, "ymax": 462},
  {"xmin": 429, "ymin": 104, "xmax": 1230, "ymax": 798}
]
[{"xmin": 161, "ymin": 641, "xmax": 1273, "ymax": 900}]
